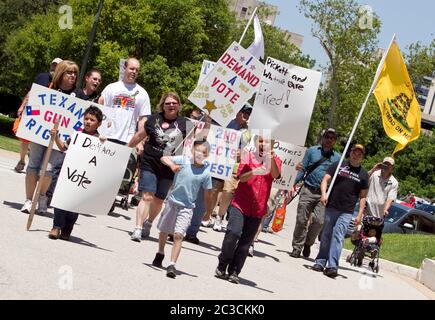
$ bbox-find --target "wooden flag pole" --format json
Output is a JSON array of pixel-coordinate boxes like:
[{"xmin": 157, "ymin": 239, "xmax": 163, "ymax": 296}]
[
  {"xmin": 239, "ymin": 6, "xmax": 258, "ymax": 44},
  {"xmin": 27, "ymin": 120, "xmax": 60, "ymax": 230}
]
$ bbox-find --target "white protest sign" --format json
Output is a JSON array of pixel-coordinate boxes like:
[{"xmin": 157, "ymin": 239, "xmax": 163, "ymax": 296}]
[
  {"xmin": 271, "ymin": 140, "xmax": 306, "ymax": 190},
  {"xmin": 249, "ymin": 57, "xmax": 322, "ymax": 145},
  {"xmin": 51, "ymin": 133, "xmax": 131, "ymax": 215},
  {"xmin": 183, "ymin": 120, "xmax": 241, "ymax": 180},
  {"xmin": 16, "ymin": 84, "xmax": 113, "ymax": 150},
  {"xmin": 197, "ymin": 60, "xmax": 216, "ymax": 86},
  {"xmin": 188, "ymin": 41, "xmax": 263, "ymax": 127}
]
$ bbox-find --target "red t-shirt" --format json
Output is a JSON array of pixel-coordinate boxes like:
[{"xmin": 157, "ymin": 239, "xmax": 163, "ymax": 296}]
[{"xmin": 231, "ymin": 151, "xmax": 282, "ymax": 218}]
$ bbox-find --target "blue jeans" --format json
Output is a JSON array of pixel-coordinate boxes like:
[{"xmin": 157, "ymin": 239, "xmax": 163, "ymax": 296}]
[
  {"xmin": 315, "ymin": 207, "xmax": 353, "ymax": 270},
  {"xmin": 186, "ymin": 187, "xmax": 205, "ymax": 236}
]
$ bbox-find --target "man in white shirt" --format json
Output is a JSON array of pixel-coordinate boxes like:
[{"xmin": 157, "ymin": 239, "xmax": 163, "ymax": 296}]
[
  {"xmin": 98, "ymin": 58, "xmax": 151, "ymax": 145},
  {"xmin": 366, "ymin": 157, "xmax": 399, "ymax": 218}
]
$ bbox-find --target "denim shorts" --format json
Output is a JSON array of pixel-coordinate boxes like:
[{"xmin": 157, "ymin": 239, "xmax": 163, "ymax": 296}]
[
  {"xmin": 138, "ymin": 169, "xmax": 173, "ymax": 200},
  {"xmin": 26, "ymin": 142, "xmax": 64, "ymax": 177}
]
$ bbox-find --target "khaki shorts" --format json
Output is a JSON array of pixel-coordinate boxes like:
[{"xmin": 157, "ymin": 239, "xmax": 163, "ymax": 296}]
[{"xmin": 223, "ymin": 174, "xmax": 239, "ymax": 192}]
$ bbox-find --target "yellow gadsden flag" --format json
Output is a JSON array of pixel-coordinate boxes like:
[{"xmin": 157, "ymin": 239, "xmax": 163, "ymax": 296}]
[{"xmin": 373, "ymin": 41, "xmax": 421, "ymax": 156}]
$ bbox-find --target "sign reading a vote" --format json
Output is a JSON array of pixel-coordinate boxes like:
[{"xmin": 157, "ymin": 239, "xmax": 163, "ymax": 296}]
[
  {"xmin": 16, "ymin": 84, "xmax": 113, "ymax": 150},
  {"xmin": 51, "ymin": 133, "xmax": 131, "ymax": 215},
  {"xmin": 188, "ymin": 42, "xmax": 263, "ymax": 127}
]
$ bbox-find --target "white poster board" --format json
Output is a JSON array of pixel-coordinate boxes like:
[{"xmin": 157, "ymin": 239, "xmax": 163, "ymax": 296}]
[
  {"xmin": 197, "ymin": 60, "xmax": 216, "ymax": 86},
  {"xmin": 51, "ymin": 133, "xmax": 131, "ymax": 215},
  {"xmin": 188, "ymin": 41, "xmax": 263, "ymax": 127},
  {"xmin": 16, "ymin": 84, "xmax": 113, "ymax": 150},
  {"xmin": 183, "ymin": 120, "xmax": 241, "ymax": 180},
  {"xmin": 249, "ymin": 57, "xmax": 322, "ymax": 145}
]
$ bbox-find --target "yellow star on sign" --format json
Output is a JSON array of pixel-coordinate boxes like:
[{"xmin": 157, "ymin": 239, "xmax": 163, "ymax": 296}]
[{"xmin": 203, "ymin": 99, "xmax": 217, "ymax": 114}]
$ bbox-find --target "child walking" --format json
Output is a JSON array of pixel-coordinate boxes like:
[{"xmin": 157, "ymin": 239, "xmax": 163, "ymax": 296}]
[
  {"xmin": 48, "ymin": 106, "xmax": 105, "ymax": 240},
  {"xmin": 152, "ymin": 140, "xmax": 213, "ymax": 278}
]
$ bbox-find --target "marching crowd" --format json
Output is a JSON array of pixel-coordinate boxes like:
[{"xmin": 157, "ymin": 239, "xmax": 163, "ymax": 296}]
[{"xmin": 12, "ymin": 56, "xmax": 399, "ymax": 283}]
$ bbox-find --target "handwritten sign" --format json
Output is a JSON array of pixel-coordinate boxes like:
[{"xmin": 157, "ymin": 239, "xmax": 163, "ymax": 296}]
[
  {"xmin": 16, "ymin": 84, "xmax": 113, "ymax": 150},
  {"xmin": 197, "ymin": 60, "xmax": 216, "ymax": 86},
  {"xmin": 188, "ymin": 41, "xmax": 263, "ymax": 127},
  {"xmin": 51, "ymin": 133, "xmax": 131, "ymax": 215},
  {"xmin": 183, "ymin": 120, "xmax": 241, "ymax": 180},
  {"xmin": 249, "ymin": 57, "xmax": 322, "ymax": 145}
]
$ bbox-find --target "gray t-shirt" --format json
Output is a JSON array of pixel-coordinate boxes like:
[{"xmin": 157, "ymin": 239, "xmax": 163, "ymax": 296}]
[{"xmin": 366, "ymin": 170, "xmax": 398, "ymax": 218}]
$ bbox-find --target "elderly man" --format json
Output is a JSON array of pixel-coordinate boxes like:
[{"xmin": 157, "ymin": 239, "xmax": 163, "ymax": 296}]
[{"xmin": 366, "ymin": 157, "xmax": 398, "ymax": 218}]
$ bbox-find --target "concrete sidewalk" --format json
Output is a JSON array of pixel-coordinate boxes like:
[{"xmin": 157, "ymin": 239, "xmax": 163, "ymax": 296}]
[{"xmin": 0, "ymin": 150, "xmax": 433, "ymax": 300}]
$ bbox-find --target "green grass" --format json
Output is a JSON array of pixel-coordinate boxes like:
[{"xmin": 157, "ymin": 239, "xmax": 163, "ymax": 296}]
[
  {"xmin": 0, "ymin": 114, "xmax": 15, "ymax": 135},
  {"xmin": 344, "ymin": 233, "xmax": 435, "ymax": 268},
  {"xmin": 0, "ymin": 134, "xmax": 21, "ymax": 153}
]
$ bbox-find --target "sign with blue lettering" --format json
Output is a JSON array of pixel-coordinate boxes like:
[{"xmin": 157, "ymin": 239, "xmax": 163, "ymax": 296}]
[
  {"xmin": 16, "ymin": 84, "xmax": 113, "ymax": 150},
  {"xmin": 51, "ymin": 133, "xmax": 131, "ymax": 215}
]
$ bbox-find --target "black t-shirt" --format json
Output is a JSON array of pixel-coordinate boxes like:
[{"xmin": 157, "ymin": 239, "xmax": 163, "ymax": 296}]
[
  {"xmin": 141, "ymin": 112, "xmax": 188, "ymax": 179},
  {"xmin": 326, "ymin": 160, "xmax": 369, "ymax": 212},
  {"xmin": 74, "ymin": 88, "xmax": 100, "ymax": 103},
  {"xmin": 34, "ymin": 72, "xmax": 52, "ymax": 87}
]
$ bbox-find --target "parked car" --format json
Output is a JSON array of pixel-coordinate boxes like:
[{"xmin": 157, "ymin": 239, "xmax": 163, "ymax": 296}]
[
  {"xmin": 414, "ymin": 202, "xmax": 435, "ymax": 215},
  {"xmin": 347, "ymin": 202, "xmax": 435, "ymax": 236}
]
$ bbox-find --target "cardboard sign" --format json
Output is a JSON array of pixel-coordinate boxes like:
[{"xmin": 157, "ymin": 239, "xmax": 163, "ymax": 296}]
[
  {"xmin": 188, "ymin": 42, "xmax": 263, "ymax": 127},
  {"xmin": 183, "ymin": 120, "xmax": 241, "ymax": 180},
  {"xmin": 197, "ymin": 60, "xmax": 217, "ymax": 86},
  {"xmin": 249, "ymin": 57, "xmax": 322, "ymax": 145},
  {"xmin": 16, "ymin": 84, "xmax": 113, "ymax": 150},
  {"xmin": 51, "ymin": 133, "xmax": 131, "ymax": 215}
]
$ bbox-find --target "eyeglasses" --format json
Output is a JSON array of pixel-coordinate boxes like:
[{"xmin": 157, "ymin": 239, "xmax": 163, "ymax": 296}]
[
  {"xmin": 164, "ymin": 102, "xmax": 179, "ymax": 106},
  {"xmin": 65, "ymin": 71, "xmax": 78, "ymax": 76}
]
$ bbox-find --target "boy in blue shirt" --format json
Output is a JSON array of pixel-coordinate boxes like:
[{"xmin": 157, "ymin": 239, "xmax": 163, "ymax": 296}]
[{"xmin": 152, "ymin": 140, "xmax": 213, "ymax": 278}]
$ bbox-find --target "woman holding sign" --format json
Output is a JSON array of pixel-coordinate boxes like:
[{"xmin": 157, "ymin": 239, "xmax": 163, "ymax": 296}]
[
  {"xmin": 128, "ymin": 92, "xmax": 188, "ymax": 242},
  {"xmin": 21, "ymin": 61, "xmax": 79, "ymax": 215}
]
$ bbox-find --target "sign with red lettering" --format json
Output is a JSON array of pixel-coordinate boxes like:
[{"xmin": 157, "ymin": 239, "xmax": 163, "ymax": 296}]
[
  {"xmin": 51, "ymin": 133, "xmax": 131, "ymax": 215},
  {"xmin": 16, "ymin": 84, "xmax": 113, "ymax": 150},
  {"xmin": 188, "ymin": 42, "xmax": 263, "ymax": 127},
  {"xmin": 249, "ymin": 57, "xmax": 322, "ymax": 145}
]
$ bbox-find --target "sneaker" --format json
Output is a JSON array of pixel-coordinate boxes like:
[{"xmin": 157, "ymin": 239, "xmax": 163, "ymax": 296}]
[
  {"xmin": 142, "ymin": 220, "xmax": 152, "ymax": 238},
  {"xmin": 248, "ymin": 244, "xmax": 254, "ymax": 257},
  {"xmin": 312, "ymin": 264, "xmax": 324, "ymax": 272},
  {"xmin": 166, "ymin": 264, "xmax": 176, "ymax": 278},
  {"xmin": 228, "ymin": 272, "xmax": 239, "ymax": 284},
  {"xmin": 213, "ymin": 217, "xmax": 223, "ymax": 231},
  {"xmin": 37, "ymin": 195, "xmax": 48, "ymax": 214},
  {"xmin": 215, "ymin": 267, "xmax": 228, "ymax": 280},
  {"xmin": 21, "ymin": 199, "xmax": 32, "ymax": 214},
  {"xmin": 302, "ymin": 244, "xmax": 311, "ymax": 258},
  {"xmin": 152, "ymin": 252, "xmax": 165, "ymax": 268},
  {"xmin": 184, "ymin": 234, "xmax": 200, "ymax": 245},
  {"xmin": 201, "ymin": 218, "xmax": 215, "ymax": 228},
  {"xmin": 289, "ymin": 249, "xmax": 301, "ymax": 258},
  {"xmin": 131, "ymin": 227, "xmax": 142, "ymax": 242},
  {"xmin": 48, "ymin": 228, "xmax": 60, "ymax": 240},
  {"xmin": 14, "ymin": 160, "xmax": 25, "ymax": 172},
  {"xmin": 324, "ymin": 267, "xmax": 338, "ymax": 278},
  {"xmin": 59, "ymin": 231, "xmax": 71, "ymax": 241}
]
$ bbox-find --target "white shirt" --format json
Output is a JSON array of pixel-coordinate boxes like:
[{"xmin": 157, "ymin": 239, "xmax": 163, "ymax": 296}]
[
  {"xmin": 101, "ymin": 81, "xmax": 151, "ymax": 143},
  {"xmin": 367, "ymin": 170, "xmax": 398, "ymax": 218}
]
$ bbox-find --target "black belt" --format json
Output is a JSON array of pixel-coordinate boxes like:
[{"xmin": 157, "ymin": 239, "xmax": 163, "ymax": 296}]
[{"xmin": 305, "ymin": 184, "xmax": 321, "ymax": 193}]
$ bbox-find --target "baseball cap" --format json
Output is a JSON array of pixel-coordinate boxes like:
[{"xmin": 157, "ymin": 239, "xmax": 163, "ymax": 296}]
[
  {"xmin": 383, "ymin": 156, "xmax": 395, "ymax": 166},
  {"xmin": 322, "ymin": 128, "xmax": 337, "ymax": 137},
  {"xmin": 351, "ymin": 143, "xmax": 365, "ymax": 154},
  {"xmin": 51, "ymin": 57, "xmax": 63, "ymax": 65},
  {"xmin": 240, "ymin": 103, "xmax": 253, "ymax": 114}
]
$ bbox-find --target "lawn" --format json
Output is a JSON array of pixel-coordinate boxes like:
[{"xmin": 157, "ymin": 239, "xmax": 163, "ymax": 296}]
[
  {"xmin": 344, "ymin": 233, "xmax": 435, "ymax": 268},
  {"xmin": 0, "ymin": 114, "xmax": 20, "ymax": 153}
]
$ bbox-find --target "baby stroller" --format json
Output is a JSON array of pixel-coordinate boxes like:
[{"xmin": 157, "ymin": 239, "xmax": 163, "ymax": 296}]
[
  {"xmin": 110, "ymin": 150, "xmax": 138, "ymax": 212},
  {"xmin": 346, "ymin": 215, "xmax": 384, "ymax": 273}
]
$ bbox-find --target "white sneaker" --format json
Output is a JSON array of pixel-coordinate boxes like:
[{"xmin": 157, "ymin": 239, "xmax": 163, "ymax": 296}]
[
  {"xmin": 141, "ymin": 220, "xmax": 152, "ymax": 238},
  {"xmin": 131, "ymin": 227, "xmax": 142, "ymax": 242},
  {"xmin": 37, "ymin": 195, "xmax": 48, "ymax": 214},
  {"xmin": 248, "ymin": 244, "xmax": 254, "ymax": 257},
  {"xmin": 213, "ymin": 217, "xmax": 223, "ymax": 232},
  {"xmin": 201, "ymin": 218, "xmax": 215, "ymax": 228},
  {"xmin": 21, "ymin": 199, "xmax": 32, "ymax": 213}
]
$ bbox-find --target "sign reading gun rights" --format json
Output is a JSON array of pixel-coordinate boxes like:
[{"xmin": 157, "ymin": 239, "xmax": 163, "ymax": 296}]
[
  {"xmin": 184, "ymin": 121, "xmax": 241, "ymax": 180},
  {"xmin": 51, "ymin": 133, "xmax": 131, "ymax": 215},
  {"xmin": 272, "ymin": 140, "xmax": 306, "ymax": 190},
  {"xmin": 188, "ymin": 42, "xmax": 263, "ymax": 127},
  {"xmin": 249, "ymin": 57, "xmax": 322, "ymax": 146},
  {"xmin": 16, "ymin": 84, "xmax": 112, "ymax": 150}
]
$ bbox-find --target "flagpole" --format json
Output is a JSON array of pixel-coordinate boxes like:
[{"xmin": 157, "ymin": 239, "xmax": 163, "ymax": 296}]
[
  {"xmin": 239, "ymin": 6, "xmax": 258, "ymax": 44},
  {"xmin": 326, "ymin": 34, "xmax": 396, "ymax": 199}
]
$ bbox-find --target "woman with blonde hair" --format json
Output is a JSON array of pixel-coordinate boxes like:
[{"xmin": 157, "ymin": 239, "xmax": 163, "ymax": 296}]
[{"xmin": 128, "ymin": 92, "xmax": 189, "ymax": 241}]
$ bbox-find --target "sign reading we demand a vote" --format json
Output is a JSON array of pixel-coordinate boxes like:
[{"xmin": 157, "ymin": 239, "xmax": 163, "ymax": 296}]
[
  {"xmin": 51, "ymin": 133, "xmax": 131, "ymax": 215},
  {"xmin": 16, "ymin": 84, "xmax": 112, "ymax": 149},
  {"xmin": 189, "ymin": 42, "xmax": 263, "ymax": 127}
]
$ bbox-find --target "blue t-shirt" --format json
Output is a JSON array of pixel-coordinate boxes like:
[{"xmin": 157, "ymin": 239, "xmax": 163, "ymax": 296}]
[{"xmin": 168, "ymin": 156, "xmax": 212, "ymax": 209}]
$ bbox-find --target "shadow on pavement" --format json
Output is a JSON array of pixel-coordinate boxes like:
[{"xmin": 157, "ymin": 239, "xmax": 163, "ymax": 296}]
[
  {"xmin": 108, "ymin": 211, "xmax": 131, "ymax": 220},
  {"xmin": 2, "ymin": 200, "xmax": 22, "ymax": 210},
  {"xmin": 238, "ymin": 278, "xmax": 274, "ymax": 294},
  {"xmin": 143, "ymin": 263, "xmax": 198, "ymax": 278},
  {"xmin": 81, "ymin": 214, "xmax": 96, "ymax": 218},
  {"xmin": 252, "ymin": 250, "xmax": 280, "ymax": 262},
  {"xmin": 182, "ymin": 245, "xmax": 218, "ymax": 258},
  {"xmin": 65, "ymin": 235, "xmax": 113, "ymax": 252},
  {"xmin": 256, "ymin": 239, "xmax": 276, "ymax": 246}
]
